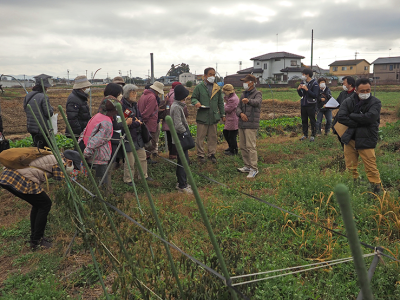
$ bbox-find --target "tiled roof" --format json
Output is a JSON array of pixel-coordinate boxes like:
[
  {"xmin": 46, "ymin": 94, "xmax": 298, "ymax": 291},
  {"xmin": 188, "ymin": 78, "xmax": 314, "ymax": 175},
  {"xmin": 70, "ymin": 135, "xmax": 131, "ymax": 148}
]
[
  {"xmin": 251, "ymin": 51, "xmax": 305, "ymax": 61},
  {"xmin": 329, "ymin": 59, "xmax": 370, "ymax": 66},
  {"xmin": 371, "ymin": 56, "xmax": 400, "ymax": 64}
]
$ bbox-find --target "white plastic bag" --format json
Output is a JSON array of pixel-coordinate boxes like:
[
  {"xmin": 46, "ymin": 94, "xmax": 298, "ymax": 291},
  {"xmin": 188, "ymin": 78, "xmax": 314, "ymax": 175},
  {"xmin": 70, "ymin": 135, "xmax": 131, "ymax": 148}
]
[{"xmin": 51, "ymin": 113, "xmax": 58, "ymax": 134}]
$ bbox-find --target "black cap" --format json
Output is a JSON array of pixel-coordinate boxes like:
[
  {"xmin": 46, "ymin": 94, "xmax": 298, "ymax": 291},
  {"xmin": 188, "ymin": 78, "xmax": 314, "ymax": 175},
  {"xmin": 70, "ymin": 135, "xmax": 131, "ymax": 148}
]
[
  {"xmin": 174, "ymin": 84, "xmax": 189, "ymax": 101},
  {"xmin": 63, "ymin": 150, "xmax": 82, "ymax": 170}
]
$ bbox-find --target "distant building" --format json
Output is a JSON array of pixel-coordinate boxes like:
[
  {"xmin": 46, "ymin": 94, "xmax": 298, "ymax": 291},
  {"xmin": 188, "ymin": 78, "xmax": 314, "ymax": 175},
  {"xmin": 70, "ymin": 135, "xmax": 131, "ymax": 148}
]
[
  {"xmin": 179, "ymin": 73, "xmax": 195, "ymax": 84},
  {"xmin": 157, "ymin": 76, "xmax": 178, "ymax": 85},
  {"xmin": 372, "ymin": 56, "xmax": 400, "ymax": 81},
  {"xmin": 328, "ymin": 59, "xmax": 370, "ymax": 77}
]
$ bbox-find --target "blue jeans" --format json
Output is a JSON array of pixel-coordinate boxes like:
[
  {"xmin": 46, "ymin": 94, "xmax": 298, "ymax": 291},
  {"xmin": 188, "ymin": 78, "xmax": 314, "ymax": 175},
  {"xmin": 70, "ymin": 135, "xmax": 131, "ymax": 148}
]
[{"xmin": 316, "ymin": 109, "xmax": 332, "ymax": 134}]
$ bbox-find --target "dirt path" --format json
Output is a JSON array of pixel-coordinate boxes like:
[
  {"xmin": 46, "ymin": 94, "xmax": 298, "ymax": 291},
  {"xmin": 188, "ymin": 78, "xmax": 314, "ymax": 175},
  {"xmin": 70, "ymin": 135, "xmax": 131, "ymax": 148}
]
[{"xmin": 1, "ymin": 89, "xmax": 397, "ymax": 140}]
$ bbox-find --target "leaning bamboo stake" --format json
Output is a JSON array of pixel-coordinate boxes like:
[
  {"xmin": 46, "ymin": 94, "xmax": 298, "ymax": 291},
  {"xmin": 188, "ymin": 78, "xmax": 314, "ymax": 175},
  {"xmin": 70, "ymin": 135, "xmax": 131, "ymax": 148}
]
[
  {"xmin": 165, "ymin": 115, "xmax": 239, "ymax": 300},
  {"xmin": 334, "ymin": 184, "xmax": 374, "ymax": 300},
  {"xmin": 115, "ymin": 103, "xmax": 186, "ymax": 299},
  {"xmin": 27, "ymin": 104, "xmax": 111, "ymax": 299},
  {"xmin": 58, "ymin": 105, "xmax": 146, "ymax": 297}
]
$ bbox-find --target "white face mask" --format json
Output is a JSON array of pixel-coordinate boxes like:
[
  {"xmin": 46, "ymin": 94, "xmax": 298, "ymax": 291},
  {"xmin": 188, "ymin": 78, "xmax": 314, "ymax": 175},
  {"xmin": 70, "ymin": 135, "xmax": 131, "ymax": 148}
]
[
  {"xmin": 243, "ymin": 83, "xmax": 249, "ymax": 90},
  {"xmin": 358, "ymin": 93, "xmax": 370, "ymax": 100},
  {"xmin": 320, "ymin": 83, "xmax": 326, "ymax": 89},
  {"xmin": 66, "ymin": 165, "xmax": 74, "ymax": 174},
  {"xmin": 84, "ymin": 88, "xmax": 91, "ymax": 94},
  {"xmin": 342, "ymin": 85, "xmax": 348, "ymax": 91},
  {"xmin": 207, "ymin": 76, "xmax": 215, "ymax": 83},
  {"xmin": 301, "ymin": 75, "xmax": 307, "ymax": 81},
  {"xmin": 117, "ymin": 94, "xmax": 123, "ymax": 101}
]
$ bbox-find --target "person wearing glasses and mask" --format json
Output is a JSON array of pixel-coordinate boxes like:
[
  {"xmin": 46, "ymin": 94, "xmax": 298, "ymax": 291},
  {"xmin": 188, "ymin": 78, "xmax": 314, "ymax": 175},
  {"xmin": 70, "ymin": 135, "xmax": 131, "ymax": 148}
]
[
  {"xmin": 336, "ymin": 78, "xmax": 382, "ymax": 194},
  {"xmin": 191, "ymin": 67, "xmax": 225, "ymax": 164}
]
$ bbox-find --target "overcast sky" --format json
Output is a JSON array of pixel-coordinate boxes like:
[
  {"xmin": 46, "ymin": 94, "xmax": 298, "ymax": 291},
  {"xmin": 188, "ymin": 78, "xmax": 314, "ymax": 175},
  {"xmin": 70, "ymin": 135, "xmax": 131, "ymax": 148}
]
[{"xmin": 1, "ymin": 0, "xmax": 400, "ymax": 80}]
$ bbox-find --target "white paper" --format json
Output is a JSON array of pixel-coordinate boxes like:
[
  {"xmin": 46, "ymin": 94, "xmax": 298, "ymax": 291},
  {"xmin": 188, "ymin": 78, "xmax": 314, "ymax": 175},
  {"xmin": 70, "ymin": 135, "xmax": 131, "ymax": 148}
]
[
  {"xmin": 50, "ymin": 113, "xmax": 58, "ymax": 134},
  {"xmin": 324, "ymin": 97, "xmax": 340, "ymax": 108}
]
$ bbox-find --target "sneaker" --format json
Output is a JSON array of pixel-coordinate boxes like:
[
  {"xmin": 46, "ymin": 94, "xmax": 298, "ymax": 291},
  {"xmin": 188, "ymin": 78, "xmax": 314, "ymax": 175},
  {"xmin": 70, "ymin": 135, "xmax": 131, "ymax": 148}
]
[
  {"xmin": 309, "ymin": 136, "xmax": 315, "ymax": 142},
  {"xmin": 224, "ymin": 151, "xmax": 235, "ymax": 156},
  {"xmin": 177, "ymin": 185, "xmax": 193, "ymax": 194},
  {"xmin": 324, "ymin": 132, "xmax": 329, "ymax": 136},
  {"xmin": 198, "ymin": 156, "xmax": 207, "ymax": 164},
  {"xmin": 146, "ymin": 177, "xmax": 154, "ymax": 182},
  {"xmin": 372, "ymin": 183, "xmax": 381, "ymax": 194},
  {"xmin": 299, "ymin": 136, "xmax": 307, "ymax": 141},
  {"xmin": 176, "ymin": 183, "xmax": 191, "ymax": 189},
  {"xmin": 39, "ymin": 238, "xmax": 53, "ymax": 249},
  {"xmin": 247, "ymin": 169, "xmax": 259, "ymax": 178},
  {"xmin": 147, "ymin": 158, "xmax": 158, "ymax": 165},
  {"xmin": 209, "ymin": 154, "xmax": 217, "ymax": 164},
  {"xmin": 126, "ymin": 182, "xmax": 134, "ymax": 186},
  {"xmin": 237, "ymin": 166, "xmax": 251, "ymax": 173},
  {"xmin": 152, "ymin": 152, "xmax": 158, "ymax": 158}
]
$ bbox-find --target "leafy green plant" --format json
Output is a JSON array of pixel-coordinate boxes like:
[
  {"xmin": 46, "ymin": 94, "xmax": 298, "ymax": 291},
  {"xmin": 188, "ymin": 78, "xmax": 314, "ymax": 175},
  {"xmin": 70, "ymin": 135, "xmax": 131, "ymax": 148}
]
[{"xmin": 9, "ymin": 134, "xmax": 74, "ymax": 149}]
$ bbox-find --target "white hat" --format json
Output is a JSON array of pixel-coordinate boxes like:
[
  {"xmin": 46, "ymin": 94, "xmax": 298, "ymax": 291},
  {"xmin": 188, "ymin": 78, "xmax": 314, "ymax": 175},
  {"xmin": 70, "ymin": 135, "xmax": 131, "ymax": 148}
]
[
  {"xmin": 150, "ymin": 81, "xmax": 164, "ymax": 94},
  {"xmin": 73, "ymin": 75, "xmax": 92, "ymax": 89}
]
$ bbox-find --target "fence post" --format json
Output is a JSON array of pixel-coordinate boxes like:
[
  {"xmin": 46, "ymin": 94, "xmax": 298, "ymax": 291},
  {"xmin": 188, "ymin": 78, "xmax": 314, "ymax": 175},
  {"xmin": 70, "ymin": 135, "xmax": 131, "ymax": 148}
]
[
  {"xmin": 334, "ymin": 184, "xmax": 374, "ymax": 300},
  {"xmin": 356, "ymin": 247, "xmax": 383, "ymax": 300},
  {"xmin": 165, "ymin": 115, "xmax": 239, "ymax": 300}
]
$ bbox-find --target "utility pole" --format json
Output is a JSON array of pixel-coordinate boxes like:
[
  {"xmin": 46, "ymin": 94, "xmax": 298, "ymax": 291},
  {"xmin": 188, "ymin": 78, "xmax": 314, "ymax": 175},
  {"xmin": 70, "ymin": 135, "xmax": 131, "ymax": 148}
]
[
  {"xmin": 355, "ymin": 51, "xmax": 359, "ymax": 59},
  {"xmin": 239, "ymin": 61, "xmax": 242, "ymax": 71},
  {"xmin": 23, "ymin": 74, "xmax": 26, "ymax": 88},
  {"xmin": 86, "ymin": 70, "xmax": 87, "ymax": 77},
  {"xmin": 276, "ymin": 33, "xmax": 278, "ymax": 52},
  {"xmin": 216, "ymin": 63, "xmax": 218, "ymax": 73},
  {"xmin": 150, "ymin": 53, "xmax": 155, "ymax": 84},
  {"xmin": 67, "ymin": 69, "xmax": 70, "ymax": 85},
  {"xmin": 310, "ymin": 29, "xmax": 314, "ymax": 71},
  {"xmin": 389, "ymin": 48, "xmax": 391, "ymax": 57},
  {"xmin": 130, "ymin": 70, "xmax": 132, "ymax": 83}
]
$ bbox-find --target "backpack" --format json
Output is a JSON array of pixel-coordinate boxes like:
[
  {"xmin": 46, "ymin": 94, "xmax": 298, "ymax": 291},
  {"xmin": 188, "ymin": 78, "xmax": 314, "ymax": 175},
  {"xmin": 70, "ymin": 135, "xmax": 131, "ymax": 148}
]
[{"xmin": 0, "ymin": 147, "xmax": 52, "ymax": 169}]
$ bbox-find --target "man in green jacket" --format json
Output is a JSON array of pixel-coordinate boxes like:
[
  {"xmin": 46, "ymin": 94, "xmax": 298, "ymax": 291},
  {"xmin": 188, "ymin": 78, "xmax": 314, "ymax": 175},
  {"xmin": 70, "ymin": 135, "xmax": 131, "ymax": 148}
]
[{"xmin": 191, "ymin": 67, "xmax": 225, "ymax": 163}]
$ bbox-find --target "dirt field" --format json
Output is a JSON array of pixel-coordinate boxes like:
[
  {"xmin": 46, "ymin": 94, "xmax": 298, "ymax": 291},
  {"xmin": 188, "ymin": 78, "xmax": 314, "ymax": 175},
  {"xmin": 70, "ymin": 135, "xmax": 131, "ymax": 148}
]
[{"xmin": 0, "ymin": 87, "xmax": 396, "ymax": 140}]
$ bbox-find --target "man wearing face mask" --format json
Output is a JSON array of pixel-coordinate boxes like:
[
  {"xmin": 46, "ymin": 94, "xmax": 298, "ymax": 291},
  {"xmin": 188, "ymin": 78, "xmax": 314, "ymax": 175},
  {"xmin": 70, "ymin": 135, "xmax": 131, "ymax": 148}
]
[
  {"xmin": 337, "ymin": 78, "xmax": 382, "ymax": 194},
  {"xmin": 332, "ymin": 76, "xmax": 356, "ymax": 146},
  {"xmin": 236, "ymin": 74, "xmax": 262, "ymax": 178},
  {"xmin": 191, "ymin": 67, "xmax": 225, "ymax": 164},
  {"xmin": 316, "ymin": 78, "xmax": 332, "ymax": 135},
  {"xmin": 66, "ymin": 75, "xmax": 92, "ymax": 137},
  {"xmin": 297, "ymin": 68, "xmax": 320, "ymax": 142}
]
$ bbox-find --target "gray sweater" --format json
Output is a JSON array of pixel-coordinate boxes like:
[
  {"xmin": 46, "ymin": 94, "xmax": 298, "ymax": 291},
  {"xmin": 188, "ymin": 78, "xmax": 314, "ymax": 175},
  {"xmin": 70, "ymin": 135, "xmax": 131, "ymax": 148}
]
[
  {"xmin": 23, "ymin": 91, "xmax": 54, "ymax": 134},
  {"xmin": 236, "ymin": 88, "xmax": 262, "ymax": 129},
  {"xmin": 170, "ymin": 100, "xmax": 188, "ymax": 136}
]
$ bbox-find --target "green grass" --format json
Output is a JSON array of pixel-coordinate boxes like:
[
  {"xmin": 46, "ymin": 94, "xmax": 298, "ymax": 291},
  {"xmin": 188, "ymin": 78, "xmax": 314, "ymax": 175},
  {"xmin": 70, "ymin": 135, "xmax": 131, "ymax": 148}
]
[{"xmin": 1, "ymin": 118, "xmax": 400, "ymax": 299}]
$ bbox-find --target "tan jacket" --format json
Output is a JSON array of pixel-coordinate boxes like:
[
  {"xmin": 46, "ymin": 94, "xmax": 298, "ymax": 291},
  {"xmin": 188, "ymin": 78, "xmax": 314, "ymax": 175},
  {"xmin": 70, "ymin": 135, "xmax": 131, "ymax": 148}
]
[{"xmin": 17, "ymin": 155, "xmax": 58, "ymax": 184}]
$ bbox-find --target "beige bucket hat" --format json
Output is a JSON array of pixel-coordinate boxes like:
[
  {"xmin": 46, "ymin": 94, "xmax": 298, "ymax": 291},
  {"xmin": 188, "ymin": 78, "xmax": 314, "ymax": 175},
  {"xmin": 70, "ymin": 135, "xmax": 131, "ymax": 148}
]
[
  {"xmin": 222, "ymin": 84, "xmax": 235, "ymax": 94},
  {"xmin": 150, "ymin": 81, "xmax": 164, "ymax": 94},
  {"xmin": 73, "ymin": 75, "xmax": 92, "ymax": 89},
  {"xmin": 112, "ymin": 76, "xmax": 125, "ymax": 86}
]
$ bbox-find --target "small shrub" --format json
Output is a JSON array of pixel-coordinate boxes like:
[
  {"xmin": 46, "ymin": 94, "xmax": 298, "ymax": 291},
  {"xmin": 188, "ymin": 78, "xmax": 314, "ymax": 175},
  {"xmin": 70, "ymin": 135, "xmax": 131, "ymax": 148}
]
[{"xmin": 186, "ymin": 81, "xmax": 193, "ymax": 87}]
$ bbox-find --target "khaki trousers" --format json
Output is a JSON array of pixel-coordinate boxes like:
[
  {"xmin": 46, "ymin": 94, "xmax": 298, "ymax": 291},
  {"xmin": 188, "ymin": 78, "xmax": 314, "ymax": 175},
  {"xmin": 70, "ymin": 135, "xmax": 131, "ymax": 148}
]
[
  {"xmin": 239, "ymin": 128, "xmax": 258, "ymax": 171},
  {"xmin": 153, "ymin": 122, "xmax": 161, "ymax": 154},
  {"xmin": 123, "ymin": 148, "xmax": 148, "ymax": 182},
  {"xmin": 196, "ymin": 123, "xmax": 218, "ymax": 158},
  {"xmin": 344, "ymin": 140, "xmax": 381, "ymax": 184}
]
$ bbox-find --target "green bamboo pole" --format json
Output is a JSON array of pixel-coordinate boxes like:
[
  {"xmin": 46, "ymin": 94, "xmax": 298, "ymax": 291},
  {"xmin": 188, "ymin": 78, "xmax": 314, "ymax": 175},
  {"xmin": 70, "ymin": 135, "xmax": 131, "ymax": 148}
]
[
  {"xmin": 120, "ymin": 137, "xmax": 143, "ymax": 215},
  {"xmin": 58, "ymin": 106, "xmax": 146, "ymax": 297},
  {"xmin": 334, "ymin": 184, "xmax": 374, "ymax": 300},
  {"xmin": 27, "ymin": 104, "xmax": 110, "ymax": 299},
  {"xmin": 115, "ymin": 103, "xmax": 185, "ymax": 299},
  {"xmin": 165, "ymin": 115, "xmax": 238, "ymax": 300}
]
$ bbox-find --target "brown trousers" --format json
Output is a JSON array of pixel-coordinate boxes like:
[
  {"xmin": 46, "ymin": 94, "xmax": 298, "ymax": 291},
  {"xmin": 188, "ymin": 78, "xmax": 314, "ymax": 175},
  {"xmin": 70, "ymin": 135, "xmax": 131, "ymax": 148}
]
[
  {"xmin": 123, "ymin": 148, "xmax": 148, "ymax": 182},
  {"xmin": 196, "ymin": 123, "xmax": 218, "ymax": 158},
  {"xmin": 239, "ymin": 128, "xmax": 258, "ymax": 171},
  {"xmin": 344, "ymin": 140, "xmax": 381, "ymax": 184}
]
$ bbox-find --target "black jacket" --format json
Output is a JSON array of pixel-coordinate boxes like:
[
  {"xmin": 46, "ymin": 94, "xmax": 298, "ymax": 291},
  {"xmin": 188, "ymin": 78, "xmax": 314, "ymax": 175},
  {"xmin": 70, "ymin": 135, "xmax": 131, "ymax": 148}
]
[
  {"xmin": 121, "ymin": 97, "xmax": 144, "ymax": 151},
  {"xmin": 317, "ymin": 87, "xmax": 332, "ymax": 111},
  {"xmin": 297, "ymin": 78, "xmax": 320, "ymax": 107},
  {"xmin": 337, "ymin": 89, "xmax": 356, "ymax": 105},
  {"xmin": 66, "ymin": 89, "xmax": 91, "ymax": 136},
  {"xmin": 23, "ymin": 91, "xmax": 54, "ymax": 134},
  {"xmin": 337, "ymin": 94, "xmax": 381, "ymax": 149}
]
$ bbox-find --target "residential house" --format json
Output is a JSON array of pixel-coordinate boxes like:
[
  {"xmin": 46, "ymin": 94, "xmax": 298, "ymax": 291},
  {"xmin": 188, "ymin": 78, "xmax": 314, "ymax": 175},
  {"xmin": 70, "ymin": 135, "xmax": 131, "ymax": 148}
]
[
  {"xmin": 179, "ymin": 72, "xmax": 196, "ymax": 84},
  {"xmin": 250, "ymin": 51, "xmax": 305, "ymax": 83},
  {"xmin": 328, "ymin": 59, "xmax": 370, "ymax": 77},
  {"xmin": 371, "ymin": 56, "xmax": 400, "ymax": 81}
]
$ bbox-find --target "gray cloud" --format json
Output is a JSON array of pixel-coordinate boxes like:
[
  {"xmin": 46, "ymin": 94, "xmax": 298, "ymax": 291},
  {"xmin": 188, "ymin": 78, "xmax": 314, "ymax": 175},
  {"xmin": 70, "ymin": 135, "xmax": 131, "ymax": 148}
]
[{"xmin": 1, "ymin": 0, "xmax": 400, "ymax": 78}]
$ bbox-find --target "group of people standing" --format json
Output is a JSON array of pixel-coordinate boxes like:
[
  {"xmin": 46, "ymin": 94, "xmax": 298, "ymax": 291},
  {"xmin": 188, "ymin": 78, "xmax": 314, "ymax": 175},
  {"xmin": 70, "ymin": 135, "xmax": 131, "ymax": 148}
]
[{"xmin": 298, "ymin": 68, "xmax": 382, "ymax": 194}]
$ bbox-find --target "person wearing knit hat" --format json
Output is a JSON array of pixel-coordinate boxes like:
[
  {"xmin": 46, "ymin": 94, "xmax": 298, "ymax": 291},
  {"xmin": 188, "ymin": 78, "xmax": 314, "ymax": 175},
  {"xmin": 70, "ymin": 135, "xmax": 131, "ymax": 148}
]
[
  {"xmin": 66, "ymin": 75, "xmax": 92, "ymax": 137},
  {"xmin": 162, "ymin": 81, "xmax": 186, "ymax": 159},
  {"xmin": 222, "ymin": 84, "xmax": 239, "ymax": 156},
  {"xmin": 170, "ymin": 85, "xmax": 193, "ymax": 194},
  {"xmin": 112, "ymin": 76, "xmax": 125, "ymax": 86}
]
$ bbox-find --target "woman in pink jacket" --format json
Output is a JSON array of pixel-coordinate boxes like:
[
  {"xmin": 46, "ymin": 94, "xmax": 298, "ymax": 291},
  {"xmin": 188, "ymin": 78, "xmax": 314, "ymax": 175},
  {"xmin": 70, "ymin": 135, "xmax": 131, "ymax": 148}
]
[{"xmin": 222, "ymin": 84, "xmax": 239, "ymax": 155}]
